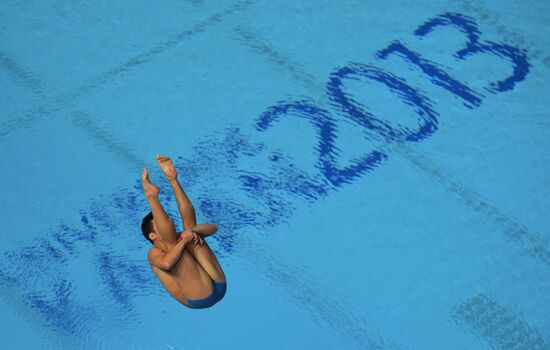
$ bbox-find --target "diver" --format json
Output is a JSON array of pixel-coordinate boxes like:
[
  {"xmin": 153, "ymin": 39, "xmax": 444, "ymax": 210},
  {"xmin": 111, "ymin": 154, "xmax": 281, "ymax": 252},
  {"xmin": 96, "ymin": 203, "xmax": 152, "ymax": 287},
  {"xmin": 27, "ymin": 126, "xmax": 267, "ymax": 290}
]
[{"xmin": 141, "ymin": 154, "xmax": 227, "ymax": 309}]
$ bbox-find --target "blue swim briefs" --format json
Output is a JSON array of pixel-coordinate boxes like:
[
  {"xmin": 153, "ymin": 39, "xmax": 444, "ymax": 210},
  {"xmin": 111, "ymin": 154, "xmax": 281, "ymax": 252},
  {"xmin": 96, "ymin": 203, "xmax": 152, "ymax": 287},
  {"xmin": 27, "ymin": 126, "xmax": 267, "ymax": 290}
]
[{"xmin": 184, "ymin": 279, "xmax": 227, "ymax": 309}]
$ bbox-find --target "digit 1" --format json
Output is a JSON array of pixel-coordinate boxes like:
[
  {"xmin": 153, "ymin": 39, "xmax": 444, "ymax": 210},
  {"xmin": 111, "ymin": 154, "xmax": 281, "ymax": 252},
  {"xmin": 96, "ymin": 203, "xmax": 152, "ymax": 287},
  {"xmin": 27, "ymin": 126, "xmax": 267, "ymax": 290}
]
[{"xmin": 376, "ymin": 41, "xmax": 484, "ymax": 108}]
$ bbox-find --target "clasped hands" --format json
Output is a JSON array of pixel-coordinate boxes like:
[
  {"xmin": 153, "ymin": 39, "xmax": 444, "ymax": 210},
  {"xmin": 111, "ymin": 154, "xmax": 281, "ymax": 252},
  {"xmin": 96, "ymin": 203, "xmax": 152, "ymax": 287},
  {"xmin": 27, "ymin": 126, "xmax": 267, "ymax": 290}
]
[{"xmin": 177, "ymin": 229, "xmax": 204, "ymax": 246}]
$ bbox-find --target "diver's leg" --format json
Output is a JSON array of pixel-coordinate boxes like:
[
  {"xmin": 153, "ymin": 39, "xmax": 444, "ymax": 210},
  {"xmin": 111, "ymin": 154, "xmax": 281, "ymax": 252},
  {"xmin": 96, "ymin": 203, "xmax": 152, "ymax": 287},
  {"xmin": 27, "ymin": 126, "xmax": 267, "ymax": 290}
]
[
  {"xmin": 192, "ymin": 223, "xmax": 218, "ymax": 239},
  {"xmin": 168, "ymin": 178, "xmax": 198, "ymax": 231},
  {"xmin": 156, "ymin": 155, "xmax": 224, "ymax": 280},
  {"xmin": 183, "ymin": 240, "xmax": 226, "ymax": 283},
  {"xmin": 156, "ymin": 154, "xmax": 198, "ymax": 231},
  {"xmin": 142, "ymin": 168, "xmax": 178, "ymax": 243}
]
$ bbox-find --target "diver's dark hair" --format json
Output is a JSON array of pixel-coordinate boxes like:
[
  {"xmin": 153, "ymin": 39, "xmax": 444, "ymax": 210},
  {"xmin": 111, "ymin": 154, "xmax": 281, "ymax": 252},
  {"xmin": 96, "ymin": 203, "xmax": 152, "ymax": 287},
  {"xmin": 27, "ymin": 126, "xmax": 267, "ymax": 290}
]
[{"xmin": 141, "ymin": 212, "xmax": 155, "ymax": 244}]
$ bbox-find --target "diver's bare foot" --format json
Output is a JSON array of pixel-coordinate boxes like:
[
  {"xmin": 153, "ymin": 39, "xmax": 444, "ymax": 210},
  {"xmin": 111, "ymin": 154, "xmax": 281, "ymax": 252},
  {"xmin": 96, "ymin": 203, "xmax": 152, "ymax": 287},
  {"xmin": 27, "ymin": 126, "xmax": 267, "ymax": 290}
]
[
  {"xmin": 141, "ymin": 167, "xmax": 160, "ymax": 198},
  {"xmin": 156, "ymin": 154, "xmax": 178, "ymax": 180}
]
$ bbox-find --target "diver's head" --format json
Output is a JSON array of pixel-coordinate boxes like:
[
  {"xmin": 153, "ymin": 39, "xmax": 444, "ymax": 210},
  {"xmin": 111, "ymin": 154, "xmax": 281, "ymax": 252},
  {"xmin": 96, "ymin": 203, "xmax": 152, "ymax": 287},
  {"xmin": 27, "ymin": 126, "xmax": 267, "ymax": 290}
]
[{"xmin": 141, "ymin": 212, "xmax": 159, "ymax": 244}]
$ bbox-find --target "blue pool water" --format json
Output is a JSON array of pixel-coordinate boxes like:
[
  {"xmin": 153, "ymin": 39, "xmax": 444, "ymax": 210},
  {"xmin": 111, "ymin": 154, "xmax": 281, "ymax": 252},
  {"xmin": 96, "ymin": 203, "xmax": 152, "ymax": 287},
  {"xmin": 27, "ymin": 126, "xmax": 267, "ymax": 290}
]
[{"xmin": 1, "ymin": 1, "xmax": 549, "ymax": 349}]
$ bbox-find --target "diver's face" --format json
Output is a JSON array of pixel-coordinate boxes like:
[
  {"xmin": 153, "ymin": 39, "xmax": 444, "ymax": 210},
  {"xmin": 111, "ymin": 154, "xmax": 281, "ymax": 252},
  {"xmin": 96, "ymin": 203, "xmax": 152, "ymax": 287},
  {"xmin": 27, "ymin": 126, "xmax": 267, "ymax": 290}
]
[{"xmin": 151, "ymin": 219, "xmax": 162, "ymax": 241}]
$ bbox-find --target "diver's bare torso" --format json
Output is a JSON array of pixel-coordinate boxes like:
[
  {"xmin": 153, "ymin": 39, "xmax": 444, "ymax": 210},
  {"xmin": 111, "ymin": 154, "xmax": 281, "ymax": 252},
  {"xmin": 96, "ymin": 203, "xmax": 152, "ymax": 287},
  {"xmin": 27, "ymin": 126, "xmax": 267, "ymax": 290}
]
[{"xmin": 149, "ymin": 243, "xmax": 214, "ymax": 307}]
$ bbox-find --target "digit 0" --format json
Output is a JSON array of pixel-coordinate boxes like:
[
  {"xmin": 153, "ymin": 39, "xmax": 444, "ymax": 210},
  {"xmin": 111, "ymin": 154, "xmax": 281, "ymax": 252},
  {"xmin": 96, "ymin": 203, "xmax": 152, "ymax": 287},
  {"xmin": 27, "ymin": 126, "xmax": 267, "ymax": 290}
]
[{"xmin": 255, "ymin": 100, "xmax": 387, "ymax": 187}]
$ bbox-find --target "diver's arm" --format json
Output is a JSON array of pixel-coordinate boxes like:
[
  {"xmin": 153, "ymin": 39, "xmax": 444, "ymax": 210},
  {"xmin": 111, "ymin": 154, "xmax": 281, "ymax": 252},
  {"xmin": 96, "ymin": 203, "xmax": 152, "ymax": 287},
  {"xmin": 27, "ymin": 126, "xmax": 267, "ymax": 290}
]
[
  {"xmin": 148, "ymin": 238, "xmax": 188, "ymax": 271},
  {"xmin": 163, "ymin": 238, "xmax": 190, "ymax": 270}
]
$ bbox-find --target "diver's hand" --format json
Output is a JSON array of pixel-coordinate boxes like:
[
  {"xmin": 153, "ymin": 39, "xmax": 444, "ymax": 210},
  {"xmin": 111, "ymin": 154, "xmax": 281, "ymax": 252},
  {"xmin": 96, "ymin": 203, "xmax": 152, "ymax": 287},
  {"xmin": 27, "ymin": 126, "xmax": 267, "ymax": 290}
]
[
  {"xmin": 179, "ymin": 230, "xmax": 204, "ymax": 246},
  {"xmin": 177, "ymin": 231, "xmax": 192, "ymax": 244}
]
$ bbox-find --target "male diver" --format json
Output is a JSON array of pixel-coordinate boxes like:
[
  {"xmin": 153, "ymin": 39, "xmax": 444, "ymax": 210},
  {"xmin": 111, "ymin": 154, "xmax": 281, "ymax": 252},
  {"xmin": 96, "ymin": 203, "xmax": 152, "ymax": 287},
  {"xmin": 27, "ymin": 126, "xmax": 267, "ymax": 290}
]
[{"xmin": 141, "ymin": 154, "xmax": 227, "ymax": 309}]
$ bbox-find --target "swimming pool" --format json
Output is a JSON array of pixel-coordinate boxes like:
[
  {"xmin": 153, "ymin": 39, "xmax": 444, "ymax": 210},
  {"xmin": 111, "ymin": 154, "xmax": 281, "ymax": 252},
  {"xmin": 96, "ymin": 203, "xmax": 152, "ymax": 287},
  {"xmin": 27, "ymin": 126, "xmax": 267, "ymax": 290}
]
[{"xmin": 1, "ymin": 0, "xmax": 549, "ymax": 349}]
